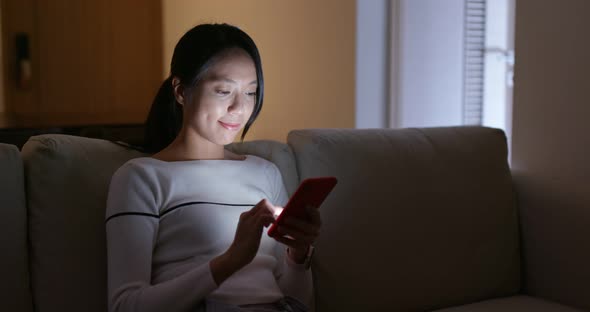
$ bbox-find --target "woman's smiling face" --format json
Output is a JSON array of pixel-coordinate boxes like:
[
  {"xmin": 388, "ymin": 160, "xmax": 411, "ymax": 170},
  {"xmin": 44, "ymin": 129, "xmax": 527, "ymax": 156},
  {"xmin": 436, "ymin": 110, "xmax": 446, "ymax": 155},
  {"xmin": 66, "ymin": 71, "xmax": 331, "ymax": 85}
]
[{"xmin": 178, "ymin": 48, "xmax": 257, "ymax": 146}]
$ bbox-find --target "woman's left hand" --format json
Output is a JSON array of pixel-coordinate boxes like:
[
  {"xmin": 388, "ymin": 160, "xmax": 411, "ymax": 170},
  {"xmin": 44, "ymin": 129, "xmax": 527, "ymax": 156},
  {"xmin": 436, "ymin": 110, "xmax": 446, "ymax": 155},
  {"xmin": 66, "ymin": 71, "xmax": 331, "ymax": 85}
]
[{"xmin": 272, "ymin": 205, "xmax": 321, "ymax": 264}]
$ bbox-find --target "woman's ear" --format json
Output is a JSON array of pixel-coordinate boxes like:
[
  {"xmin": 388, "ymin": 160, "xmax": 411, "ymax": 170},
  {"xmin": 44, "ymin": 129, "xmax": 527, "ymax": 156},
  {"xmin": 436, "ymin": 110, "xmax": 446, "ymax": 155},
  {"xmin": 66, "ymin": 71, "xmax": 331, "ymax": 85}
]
[{"xmin": 172, "ymin": 77, "xmax": 185, "ymax": 106}]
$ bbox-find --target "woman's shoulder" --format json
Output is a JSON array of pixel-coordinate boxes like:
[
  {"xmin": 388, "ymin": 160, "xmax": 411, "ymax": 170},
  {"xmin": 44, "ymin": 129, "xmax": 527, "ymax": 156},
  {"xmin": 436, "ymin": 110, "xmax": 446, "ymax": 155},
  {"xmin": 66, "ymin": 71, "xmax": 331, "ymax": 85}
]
[
  {"xmin": 244, "ymin": 155, "xmax": 287, "ymax": 204},
  {"xmin": 114, "ymin": 157, "xmax": 159, "ymax": 173},
  {"xmin": 109, "ymin": 157, "xmax": 164, "ymax": 187},
  {"xmin": 243, "ymin": 154, "xmax": 280, "ymax": 172},
  {"xmin": 106, "ymin": 158, "xmax": 164, "ymax": 218},
  {"xmin": 243, "ymin": 155, "xmax": 284, "ymax": 185}
]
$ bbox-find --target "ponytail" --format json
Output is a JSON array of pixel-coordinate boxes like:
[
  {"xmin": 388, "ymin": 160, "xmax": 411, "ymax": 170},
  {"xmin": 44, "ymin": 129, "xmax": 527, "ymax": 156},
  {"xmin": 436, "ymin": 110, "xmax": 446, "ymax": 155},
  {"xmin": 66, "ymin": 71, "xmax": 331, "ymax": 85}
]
[{"xmin": 143, "ymin": 77, "xmax": 183, "ymax": 153}]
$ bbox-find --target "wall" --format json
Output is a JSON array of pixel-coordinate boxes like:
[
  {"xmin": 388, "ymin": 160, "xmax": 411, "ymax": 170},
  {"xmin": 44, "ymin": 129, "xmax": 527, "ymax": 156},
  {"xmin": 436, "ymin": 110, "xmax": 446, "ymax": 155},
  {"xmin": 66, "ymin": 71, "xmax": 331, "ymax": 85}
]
[
  {"xmin": 355, "ymin": 0, "xmax": 389, "ymax": 128},
  {"xmin": 162, "ymin": 0, "xmax": 356, "ymax": 142},
  {"xmin": 0, "ymin": 0, "xmax": 162, "ymax": 123},
  {"xmin": 511, "ymin": 0, "xmax": 590, "ymax": 309}
]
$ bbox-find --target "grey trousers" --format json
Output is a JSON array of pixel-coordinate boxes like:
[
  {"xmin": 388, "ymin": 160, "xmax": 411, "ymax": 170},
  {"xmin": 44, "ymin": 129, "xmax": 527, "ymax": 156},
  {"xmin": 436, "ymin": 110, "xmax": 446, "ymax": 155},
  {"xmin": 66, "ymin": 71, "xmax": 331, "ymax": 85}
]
[{"xmin": 197, "ymin": 296, "xmax": 309, "ymax": 312}]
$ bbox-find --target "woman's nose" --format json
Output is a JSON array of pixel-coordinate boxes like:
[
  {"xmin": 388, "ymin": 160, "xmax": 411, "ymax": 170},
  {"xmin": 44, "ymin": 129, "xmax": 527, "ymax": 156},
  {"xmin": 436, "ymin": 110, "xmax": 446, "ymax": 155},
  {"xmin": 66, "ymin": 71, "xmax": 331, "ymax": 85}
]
[{"xmin": 228, "ymin": 94, "xmax": 246, "ymax": 115}]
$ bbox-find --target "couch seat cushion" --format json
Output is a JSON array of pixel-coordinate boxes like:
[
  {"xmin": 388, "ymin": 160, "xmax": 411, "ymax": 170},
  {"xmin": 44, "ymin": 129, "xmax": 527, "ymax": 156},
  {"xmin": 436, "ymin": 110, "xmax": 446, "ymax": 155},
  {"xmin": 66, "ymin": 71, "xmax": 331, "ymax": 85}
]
[{"xmin": 433, "ymin": 295, "xmax": 583, "ymax": 312}]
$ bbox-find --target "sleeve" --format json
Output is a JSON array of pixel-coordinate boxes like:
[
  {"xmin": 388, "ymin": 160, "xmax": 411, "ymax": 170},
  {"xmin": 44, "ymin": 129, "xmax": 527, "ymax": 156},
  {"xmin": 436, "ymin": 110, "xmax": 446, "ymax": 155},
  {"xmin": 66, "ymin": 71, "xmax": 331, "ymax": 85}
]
[
  {"xmin": 268, "ymin": 163, "xmax": 315, "ymax": 308},
  {"xmin": 105, "ymin": 162, "xmax": 218, "ymax": 312}
]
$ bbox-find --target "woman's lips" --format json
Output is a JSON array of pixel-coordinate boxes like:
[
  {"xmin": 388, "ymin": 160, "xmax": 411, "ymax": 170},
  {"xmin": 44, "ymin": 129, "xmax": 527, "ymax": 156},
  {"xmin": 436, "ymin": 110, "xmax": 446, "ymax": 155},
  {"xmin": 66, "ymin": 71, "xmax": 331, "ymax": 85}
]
[{"xmin": 218, "ymin": 121, "xmax": 240, "ymax": 130}]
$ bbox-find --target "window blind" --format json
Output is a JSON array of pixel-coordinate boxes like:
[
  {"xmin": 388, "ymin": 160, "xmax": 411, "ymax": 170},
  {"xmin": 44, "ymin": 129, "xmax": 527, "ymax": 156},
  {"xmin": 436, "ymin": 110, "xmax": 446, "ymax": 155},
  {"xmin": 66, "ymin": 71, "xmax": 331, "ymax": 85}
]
[{"xmin": 463, "ymin": 0, "xmax": 486, "ymax": 125}]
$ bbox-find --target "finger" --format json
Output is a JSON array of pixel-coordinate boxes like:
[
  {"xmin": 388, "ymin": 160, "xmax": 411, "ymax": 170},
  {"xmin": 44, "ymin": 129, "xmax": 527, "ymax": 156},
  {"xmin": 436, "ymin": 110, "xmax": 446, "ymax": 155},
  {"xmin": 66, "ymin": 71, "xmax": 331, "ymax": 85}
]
[
  {"xmin": 306, "ymin": 205, "xmax": 322, "ymax": 226},
  {"xmin": 257, "ymin": 198, "xmax": 270, "ymax": 210},
  {"xmin": 277, "ymin": 225, "xmax": 315, "ymax": 245},
  {"xmin": 254, "ymin": 203, "xmax": 274, "ymax": 219},
  {"xmin": 263, "ymin": 200, "xmax": 278, "ymax": 215},
  {"xmin": 254, "ymin": 198, "xmax": 274, "ymax": 213},
  {"xmin": 245, "ymin": 200, "xmax": 264, "ymax": 217},
  {"xmin": 257, "ymin": 215, "xmax": 276, "ymax": 228},
  {"xmin": 272, "ymin": 206, "xmax": 284, "ymax": 219},
  {"xmin": 284, "ymin": 217, "xmax": 320, "ymax": 236},
  {"xmin": 273, "ymin": 234, "xmax": 308, "ymax": 250},
  {"xmin": 249, "ymin": 199, "xmax": 270, "ymax": 217}
]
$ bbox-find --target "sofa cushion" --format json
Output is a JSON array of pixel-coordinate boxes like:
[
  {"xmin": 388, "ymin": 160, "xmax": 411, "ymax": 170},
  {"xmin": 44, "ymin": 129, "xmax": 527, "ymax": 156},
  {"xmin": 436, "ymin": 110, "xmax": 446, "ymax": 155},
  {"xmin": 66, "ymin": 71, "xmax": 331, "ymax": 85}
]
[
  {"xmin": 433, "ymin": 295, "xmax": 583, "ymax": 312},
  {"xmin": 0, "ymin": 143, "xmax": 34, "ymax": 312},
  {"xmin": 287, "ymin": 127, "xmax": 521, "ymax": 311},
  {"xmin": 21, "ymin": 134, "xmax": 297, "ymax": 312}
]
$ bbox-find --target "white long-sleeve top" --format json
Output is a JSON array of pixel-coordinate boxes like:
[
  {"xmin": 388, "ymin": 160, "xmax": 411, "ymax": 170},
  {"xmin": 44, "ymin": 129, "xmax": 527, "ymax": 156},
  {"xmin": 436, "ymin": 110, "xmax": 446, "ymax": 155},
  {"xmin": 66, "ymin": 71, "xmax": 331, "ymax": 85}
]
[{"xmin": 105, "ymin": 155, "xmax": 313, "ymax": 312}]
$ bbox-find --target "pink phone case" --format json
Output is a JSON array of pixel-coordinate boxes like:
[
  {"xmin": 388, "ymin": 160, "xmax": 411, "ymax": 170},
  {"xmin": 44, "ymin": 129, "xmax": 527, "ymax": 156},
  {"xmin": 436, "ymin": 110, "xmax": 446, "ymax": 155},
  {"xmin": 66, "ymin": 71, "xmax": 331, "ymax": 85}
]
[{"xmin": 268, "ymin": 176, "xmax": 338, "ymax": 238}]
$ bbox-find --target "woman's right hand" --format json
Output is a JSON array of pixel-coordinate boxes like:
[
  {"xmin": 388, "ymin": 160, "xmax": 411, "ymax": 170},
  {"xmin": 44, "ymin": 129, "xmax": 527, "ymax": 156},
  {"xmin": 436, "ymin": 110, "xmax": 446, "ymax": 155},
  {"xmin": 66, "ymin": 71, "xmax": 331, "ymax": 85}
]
[
  {"xmin": 228, "ymin": 199, "xmax": 276, "ymax": 266},
  {"xmin": 210, "ymin": 199, "xmax": 276, "ymax": 285}
]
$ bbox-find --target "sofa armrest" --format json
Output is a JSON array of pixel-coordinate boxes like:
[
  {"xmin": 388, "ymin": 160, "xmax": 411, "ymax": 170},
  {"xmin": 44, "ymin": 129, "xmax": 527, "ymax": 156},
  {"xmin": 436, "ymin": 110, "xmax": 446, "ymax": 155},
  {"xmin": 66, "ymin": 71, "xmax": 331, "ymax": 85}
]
[
  {"xmin": 513, "ymin": 171, "xmax": 590, "ymax": 310},
  {"xmin": 0, "ymin": 143, "xmax": 34, "ymax": 312}
]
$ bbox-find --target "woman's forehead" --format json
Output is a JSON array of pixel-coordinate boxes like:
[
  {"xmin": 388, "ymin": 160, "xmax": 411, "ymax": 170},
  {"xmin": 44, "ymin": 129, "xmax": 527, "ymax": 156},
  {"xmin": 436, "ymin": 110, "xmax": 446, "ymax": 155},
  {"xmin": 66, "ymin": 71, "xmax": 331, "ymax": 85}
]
[{"xmin": 202, "ymin": 50, "xmax": 256, "ymax": 82}]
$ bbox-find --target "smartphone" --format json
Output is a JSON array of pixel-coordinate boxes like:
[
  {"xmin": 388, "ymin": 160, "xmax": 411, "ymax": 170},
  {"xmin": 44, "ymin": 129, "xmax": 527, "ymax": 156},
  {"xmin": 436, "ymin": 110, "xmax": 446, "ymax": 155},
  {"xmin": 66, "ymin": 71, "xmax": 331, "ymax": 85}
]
[{"xmin": 268, "ymin": 176, "xmax": 338, "ymax": 238}]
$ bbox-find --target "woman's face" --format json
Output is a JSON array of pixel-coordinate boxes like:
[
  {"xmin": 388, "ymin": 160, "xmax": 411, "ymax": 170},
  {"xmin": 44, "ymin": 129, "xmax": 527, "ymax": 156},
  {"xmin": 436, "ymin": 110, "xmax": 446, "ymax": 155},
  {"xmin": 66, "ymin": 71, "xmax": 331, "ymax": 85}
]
[{"xmin": 181, "ymin": 48, "xmax": 257, "ymax": 146}]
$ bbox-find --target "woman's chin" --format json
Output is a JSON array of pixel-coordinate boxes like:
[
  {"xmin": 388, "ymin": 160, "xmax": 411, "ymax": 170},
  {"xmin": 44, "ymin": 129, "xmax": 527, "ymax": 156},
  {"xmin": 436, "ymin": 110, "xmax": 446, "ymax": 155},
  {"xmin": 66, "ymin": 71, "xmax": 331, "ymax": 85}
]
[{"xmin": 217, "ymin": 134, "xmax": 241, "ymax": 145}]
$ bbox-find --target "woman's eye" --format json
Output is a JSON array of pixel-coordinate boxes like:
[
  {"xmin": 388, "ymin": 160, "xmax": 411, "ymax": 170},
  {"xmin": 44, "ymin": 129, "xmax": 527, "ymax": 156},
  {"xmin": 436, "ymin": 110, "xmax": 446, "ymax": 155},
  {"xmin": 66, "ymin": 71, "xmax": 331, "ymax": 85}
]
[
  {"xmin": 216, "ymin": 90, "xmax": 230, "ymax": 95},
  {"xmin": 246, "ymin": 91, "xmax": 257, "ymax": 97}
]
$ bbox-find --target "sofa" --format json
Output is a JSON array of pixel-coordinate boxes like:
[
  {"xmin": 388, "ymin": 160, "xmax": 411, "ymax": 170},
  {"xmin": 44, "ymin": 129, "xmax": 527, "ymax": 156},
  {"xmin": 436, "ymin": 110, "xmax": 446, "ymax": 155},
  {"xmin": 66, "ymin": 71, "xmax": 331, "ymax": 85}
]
[{"xmin": 0, "ymin": 126, "xmax": 587, "ymax": 311}]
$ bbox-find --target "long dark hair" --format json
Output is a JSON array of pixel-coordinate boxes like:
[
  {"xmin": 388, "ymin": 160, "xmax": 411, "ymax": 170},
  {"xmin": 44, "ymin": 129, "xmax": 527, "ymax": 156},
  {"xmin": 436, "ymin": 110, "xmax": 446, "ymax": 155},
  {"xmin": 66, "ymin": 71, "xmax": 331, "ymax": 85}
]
[{"xmin": 143, "ymin": 23, "xmax": 264, "ymax": 153}]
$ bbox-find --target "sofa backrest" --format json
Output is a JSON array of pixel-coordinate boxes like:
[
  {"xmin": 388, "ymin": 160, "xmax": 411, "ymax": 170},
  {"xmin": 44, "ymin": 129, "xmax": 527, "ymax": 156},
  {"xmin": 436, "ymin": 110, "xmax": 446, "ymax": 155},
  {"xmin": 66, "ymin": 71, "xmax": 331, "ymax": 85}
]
[
  {"xmin": 0, "ymin": 143, "xmax": 34, "ymax": 312},
  {"xmin": 21, "ymin": 134, "xmax": 297, "ymax": 312},
  {"xmin": 287, "ymin": 127, "xmax": 521, "ymax": 311}
]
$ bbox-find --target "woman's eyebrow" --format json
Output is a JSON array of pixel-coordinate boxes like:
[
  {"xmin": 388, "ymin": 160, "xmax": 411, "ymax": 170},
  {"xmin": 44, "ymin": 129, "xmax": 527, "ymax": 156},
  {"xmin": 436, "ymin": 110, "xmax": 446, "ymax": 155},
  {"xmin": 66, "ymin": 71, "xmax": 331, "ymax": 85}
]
[{"xmin": 207, "ymin": 76, "xmax": 257, "ymax": 85}]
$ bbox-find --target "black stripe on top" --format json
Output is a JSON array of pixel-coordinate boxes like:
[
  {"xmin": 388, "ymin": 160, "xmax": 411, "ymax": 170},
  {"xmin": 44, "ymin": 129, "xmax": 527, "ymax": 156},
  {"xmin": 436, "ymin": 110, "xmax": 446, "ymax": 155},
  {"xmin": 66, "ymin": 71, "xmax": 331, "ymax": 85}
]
[
  {"xmin": 105, "ymin": 201, "xmax": 255, "ymax": 223},
  {"xmin": 105, "ymin": 211, "xmax": 159, "ymax": 223}
]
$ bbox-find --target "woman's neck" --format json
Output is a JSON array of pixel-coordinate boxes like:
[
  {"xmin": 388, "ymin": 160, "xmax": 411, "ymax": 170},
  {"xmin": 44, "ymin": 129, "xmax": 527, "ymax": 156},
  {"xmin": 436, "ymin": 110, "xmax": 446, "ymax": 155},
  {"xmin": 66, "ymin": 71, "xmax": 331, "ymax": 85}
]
[{"xmin": 153, "ymin": 130, "xmax": 226, "ymax": 161}]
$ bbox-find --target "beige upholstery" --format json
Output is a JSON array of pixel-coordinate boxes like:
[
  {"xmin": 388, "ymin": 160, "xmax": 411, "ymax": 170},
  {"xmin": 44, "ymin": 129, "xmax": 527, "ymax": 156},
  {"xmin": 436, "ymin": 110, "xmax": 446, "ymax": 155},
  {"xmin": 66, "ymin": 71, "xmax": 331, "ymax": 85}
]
[
  {"xmin": 0, "ymin": 143, "xmax": 34, "ymax": 312},
  {"xmin": 21, "ymin": 136, "xmax": 146, "ymax": 311},
  {"xmin": 2, "ymin": 128, "xmax": 585, "ymax": 311},
  {"xmin": 433, "ymin": 295, "xmax": 584, "ymax": 312},
  {"xmin": 287, "ymin": 127, "xmax": 521, "ymax": 311},
  {"xmin": 20, "ymin": 134, "xmax": 296, "ymax": 311}
]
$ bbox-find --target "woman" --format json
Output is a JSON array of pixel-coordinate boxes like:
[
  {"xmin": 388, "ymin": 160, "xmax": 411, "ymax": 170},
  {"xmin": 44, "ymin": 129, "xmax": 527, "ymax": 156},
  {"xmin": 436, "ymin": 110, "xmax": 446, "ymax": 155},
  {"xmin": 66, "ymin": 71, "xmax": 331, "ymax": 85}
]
[{"xmin": 106, "ymin": 24, "xmax": 320, "ymax": 312}]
